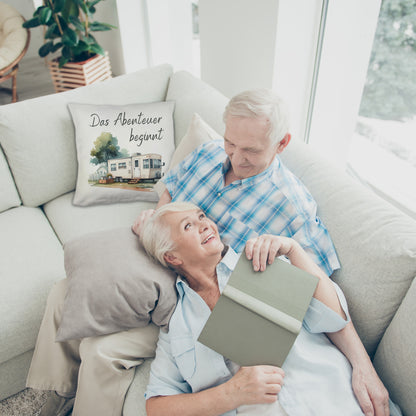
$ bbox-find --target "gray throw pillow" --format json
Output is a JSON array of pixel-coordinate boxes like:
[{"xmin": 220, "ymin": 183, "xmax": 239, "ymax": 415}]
[{"xmin": 56, "ymin": 227, "xmax": 177, "ymax": 342}]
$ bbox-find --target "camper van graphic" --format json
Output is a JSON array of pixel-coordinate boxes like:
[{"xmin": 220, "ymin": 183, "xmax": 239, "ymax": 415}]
[{"xmin": 92, "ymin": 153, "xmax": 163, "ymax": 191}]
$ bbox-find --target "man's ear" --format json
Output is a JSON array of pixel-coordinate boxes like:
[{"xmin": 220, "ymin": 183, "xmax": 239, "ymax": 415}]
[
  {"xmin": 276, "ymin": 133, "xmax": 291, "ymax": 154},
  {"xmin": 164, "ymin": 252, "xmax": 183, "ymax": 266}
]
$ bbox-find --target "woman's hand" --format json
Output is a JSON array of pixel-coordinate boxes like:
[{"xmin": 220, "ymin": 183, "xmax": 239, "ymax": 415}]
[
  {"xmin": 245, "ymin": 235, "xmax": 297, "ymax": 272},
  {"xmin": 225, "ymin": 365, "xmax": 285, "ymax": 407},
  {"xmin": 131, "ymin": 209, "xmax": 156, "ymax": 236}
]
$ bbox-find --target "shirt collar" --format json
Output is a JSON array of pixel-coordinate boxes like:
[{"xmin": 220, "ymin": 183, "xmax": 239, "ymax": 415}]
[
  {"xmin": 175, "ymin": 246, "xmax": 240, "ymax": 295},
  {"xmin": 221, "ymin": 156, "xmax": 279, "ymax": 186}
]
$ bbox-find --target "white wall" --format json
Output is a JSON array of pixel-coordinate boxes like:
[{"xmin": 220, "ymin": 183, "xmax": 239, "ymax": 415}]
[
  {"xmin": 198, "ymin": 0, "xmax": 323, "ymax": 144},
  {"xmin": 199, "ymin": 0, "xmax": 280, "ymax": 98},
  {"xmin": 146, "ymin": 0, "xmax": 194, "ymax": 72}
]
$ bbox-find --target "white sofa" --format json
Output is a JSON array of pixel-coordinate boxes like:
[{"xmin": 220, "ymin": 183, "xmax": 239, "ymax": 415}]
[{"xmin": 0, "ymin": 64, "xmax": 415, "ymax": 416}]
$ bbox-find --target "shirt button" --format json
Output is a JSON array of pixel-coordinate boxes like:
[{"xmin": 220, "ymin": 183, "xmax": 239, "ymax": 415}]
[{"xmin": 217, "ymin": 192, "xmax": 222, "ymax": 197}]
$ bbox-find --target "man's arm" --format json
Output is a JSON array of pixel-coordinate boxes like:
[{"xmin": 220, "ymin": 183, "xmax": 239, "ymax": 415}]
[
  {"xmin": 245, "ymin": 235, "xmax": 390, "ymax": 416},
  {"xmin": 327, "ymin": 324, "xmax": 390, "ymax": 416}
]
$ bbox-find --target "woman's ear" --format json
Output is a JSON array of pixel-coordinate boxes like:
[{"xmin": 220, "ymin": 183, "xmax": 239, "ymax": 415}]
[{"xmin": 164, "ymin": 252, "xmax": 183, "ymax": 266}]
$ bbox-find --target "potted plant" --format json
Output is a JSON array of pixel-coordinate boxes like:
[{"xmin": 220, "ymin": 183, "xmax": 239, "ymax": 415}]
[{"xmin": 23, "ymin": 0, "xmax": 116, "ymax": 92}]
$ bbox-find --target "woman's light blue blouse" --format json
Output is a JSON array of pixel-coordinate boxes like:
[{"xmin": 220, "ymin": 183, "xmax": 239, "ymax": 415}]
[{"xmin": 145, "ymin": 248, "xmax": 363, "ymax": 415}]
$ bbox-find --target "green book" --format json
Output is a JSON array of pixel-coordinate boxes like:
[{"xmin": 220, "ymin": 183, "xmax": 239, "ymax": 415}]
[{"xmin": 198, "ymin": 255, "xmax": 319, "ymax": 367}]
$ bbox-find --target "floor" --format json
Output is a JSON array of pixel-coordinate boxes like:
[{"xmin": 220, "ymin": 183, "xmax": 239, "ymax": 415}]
[{"xmin": 0, "ymin": 56, "xmax": 55, "ymax": 106}]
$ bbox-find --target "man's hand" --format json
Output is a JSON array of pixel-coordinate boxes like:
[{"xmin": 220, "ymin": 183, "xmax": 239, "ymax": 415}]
[
  {"xmin": 245, "ymin": 235, "xmax": 296, "ymax": 272},
  {"xmin": 225, "ymin": 365, "xmax": 284, "ymax": 408},
  {"xmin": 352, "ymin": 363, "xmax": 390, "ymax": 416},
  {"xmin": 131, "ymin": 209, "xmax": 156, "ymax": 236}
]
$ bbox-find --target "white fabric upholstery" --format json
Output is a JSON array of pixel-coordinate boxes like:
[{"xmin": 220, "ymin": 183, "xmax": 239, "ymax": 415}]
[
  {"xmin": 373, "ymin": 278, "xmax": 416, "ymax": 416},
  {"xmin": 43, "ymin": 192, "xmax": 154, "ymax": 244},
  {"xmin": 0, "ymin": 3, "xmax": 27, "ymax": 69},
  {"xmin": 165, "ymin": 70, "xmax": 228, "ymax": 145},
  {"xmin": 0, "ymin": 64, "xmax": 173, "ymax": 207},
  {"xmin": 0, "ymin": 145, "xmax": 20, "ymax": 212},
  {"xmin": 0, "ymin": 206, "xmax": 64, "ymax": 364},
  {"xmin": 280, "ymin": 141, "xmax": 416, "ymax": 357},
  {"xmin": 123, "ymin": 359, "xmax": 153, "ymax": 416}
]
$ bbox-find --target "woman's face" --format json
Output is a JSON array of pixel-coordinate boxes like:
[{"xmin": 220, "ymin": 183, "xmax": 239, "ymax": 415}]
[{"xmin": 162, "ymin": 209, "xmax": 224, "ymax": 267}]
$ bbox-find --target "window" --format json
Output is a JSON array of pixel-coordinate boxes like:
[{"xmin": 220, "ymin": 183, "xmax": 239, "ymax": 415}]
[
  {"xmin": 110, "ymin": 163, "xmax": 116, "ymax": 172},
  {"xmin": 348, "ymin": 0, "xmax": 416, "ymax": 218},
  {"xmin": 143, "ymin": 159, "xmax": 149, "ymax": 169},
  {"xmin": 118, "ymin": 162, "xmax": 127, "ymax": 169}
]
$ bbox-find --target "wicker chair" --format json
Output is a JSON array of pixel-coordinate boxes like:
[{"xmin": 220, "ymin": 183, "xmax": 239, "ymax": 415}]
[{"xmin": 0, "ymin": 2, "xmax": 30, "ymax": 103}]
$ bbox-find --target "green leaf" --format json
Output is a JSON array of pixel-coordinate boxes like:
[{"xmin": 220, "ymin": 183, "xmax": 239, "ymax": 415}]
[
  {"xmin": 39, "ymin": 7, "xmax": 52, "ymax": 24},
  {"xmin": 44, "ymin": 23, "xmax": 59, "ymax": 39},
  {"xmin": 62, "ymin": 28, "xmax": 79, "ymax": 46},
  {"xmin": 22, "ymin": 17, "xmax": 41, "ymax": 28},
  {"xmin": 89, "ymin": 22, "xmax": 115, "ymax": 31},
  {"xmin": 61, "ymin": 45, "xmax": 72, "ymax": 59},
  {"xmin": 74, "ymin": 0, "xmax": 88, "ymax": 14},
  {"xmin": 51, "ymin": 42, "xmax": 63, "ymax": 53},
  {"xmin": 38, "ymin": 41, "xmax": 54, "ymax": 57},
  {"xmin": 69, "ymin": 16, "xmax": 85, "ymax": 32},
  {"xmin": 53, "ymin": 0, "xmax": 65, "ymax": 13},
  {"xmin": 89, "ymin": 43, "xmax": 105, "ymax": 56},
  {"xmin": 59, "ymin": 55, "xmax": 69, "ymax": 68},
  {"xmin": 62, "ymin": 0, "xmax": 79, "ymax": 21}
]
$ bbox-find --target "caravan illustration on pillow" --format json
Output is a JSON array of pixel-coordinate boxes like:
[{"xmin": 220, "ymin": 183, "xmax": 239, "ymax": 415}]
[{"xmin": 88, "ymin": 131, "xmax": 164, "ymax": 192}]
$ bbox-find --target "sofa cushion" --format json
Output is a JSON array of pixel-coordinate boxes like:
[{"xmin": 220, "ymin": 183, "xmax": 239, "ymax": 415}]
[
  {"xmin": 68, "ymin": 101, "xmax": 175, "ymax": 206},
  {"xmin": 0, "ymin": 145, "xmax": 20, "ymax": 213},
  {"xmin": 373, "ymin": 277, "xmax": 416, "ymax": 416},
  {"xmin": 0, "ymin": 64, "xmax": 173, "ymax": 207},
  {"xmin": 123, "ymin": 358, "xmax": 153, "ymax": 416},
  {"xmin": 0, "ymin": 206, "xmax": 65, "ymax": 364},
  {"xmin": 280, "ymin": 141, "xmax": 416, "ymax": 356},
  {"xmin": 56, "ymin": 228, "xmax": 177, "ymax": 341},
  {"xmin": 43, "ymin": 192, "xmax": 155, "ymax": 244},
  {"xmin": 166, "ymin": 70, "xmax": 228, "ymax": 146}
]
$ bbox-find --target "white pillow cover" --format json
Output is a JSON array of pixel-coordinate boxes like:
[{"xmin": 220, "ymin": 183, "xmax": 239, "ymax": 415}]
[{"xmin": 69, "ymin": 101, "xmax": 175, "ymax": 206}]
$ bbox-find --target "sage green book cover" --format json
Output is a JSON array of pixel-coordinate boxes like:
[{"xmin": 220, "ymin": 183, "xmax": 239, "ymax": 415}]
[{"xmin": 198, "ymin": 256, "xmax": 319, "ymax": 367}]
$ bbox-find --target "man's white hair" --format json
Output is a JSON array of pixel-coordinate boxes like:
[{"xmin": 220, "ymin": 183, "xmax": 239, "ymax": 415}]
[
  {"xmin": 140, "ymin": 202, "xmax": 200, "ymax": 267},
  {"xmin": 223, "ymin": 89, "xmax": 290, "ymax": 145}
]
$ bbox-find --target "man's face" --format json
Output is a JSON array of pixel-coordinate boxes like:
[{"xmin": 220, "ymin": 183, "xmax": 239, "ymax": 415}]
[
  {"xmin": 224, "ymin": 116, "xmax": 279, "ymax": 179},
  {"xmin": 163, "ymin": 209, "xmax": 224, "ymax": 267}
]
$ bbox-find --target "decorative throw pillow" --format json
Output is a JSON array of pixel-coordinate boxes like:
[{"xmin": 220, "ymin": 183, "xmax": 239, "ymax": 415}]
[
  {"xmin": 56, "ymin": 227, "xmax": 178, "ymax": 342},
  {"xmin": 154, "ymin": 113, "xmax": 223, "ymax": 196},
  {"xmin": 68, "ymin": 101, "xmax": 175, "ymax": 206}
]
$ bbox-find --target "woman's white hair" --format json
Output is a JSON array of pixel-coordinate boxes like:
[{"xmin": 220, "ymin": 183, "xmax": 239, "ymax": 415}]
[
  {"xmin": 140, "ymin": 201, "xmax": 200, "ymax": 268},
  {"xmin": 223, "ymin": 89, "xmax": 290, "ymax": 145}
]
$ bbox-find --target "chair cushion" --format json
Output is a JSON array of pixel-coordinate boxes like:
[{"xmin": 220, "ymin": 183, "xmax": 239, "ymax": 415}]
[
  {"xmin": 0, "ymin": 206, "xmax": 65, "ymax": 364},
  {"xmin": 0, "ymin": 4, "xmax": 27, "ymax": 69}
]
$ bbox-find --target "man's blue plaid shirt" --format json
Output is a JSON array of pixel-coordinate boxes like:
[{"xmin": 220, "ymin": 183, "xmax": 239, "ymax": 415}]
[{"xmin": 163, "ymin": 140, "xmax": 340, "ymax": 276}]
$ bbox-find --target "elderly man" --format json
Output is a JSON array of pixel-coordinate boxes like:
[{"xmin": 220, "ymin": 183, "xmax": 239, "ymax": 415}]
[
  {"xmin": 139, "ymin": 202, "xmax": 397, "ymax": 416},
  {"xmin": 133, "ymin": 89, "xmax": 389, "ymax": 415}
]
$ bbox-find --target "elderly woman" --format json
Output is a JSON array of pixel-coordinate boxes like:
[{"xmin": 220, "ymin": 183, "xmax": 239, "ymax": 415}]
[{"xmin": 140, "ymin": 202, "xmax": 400, "ymax": 416}]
